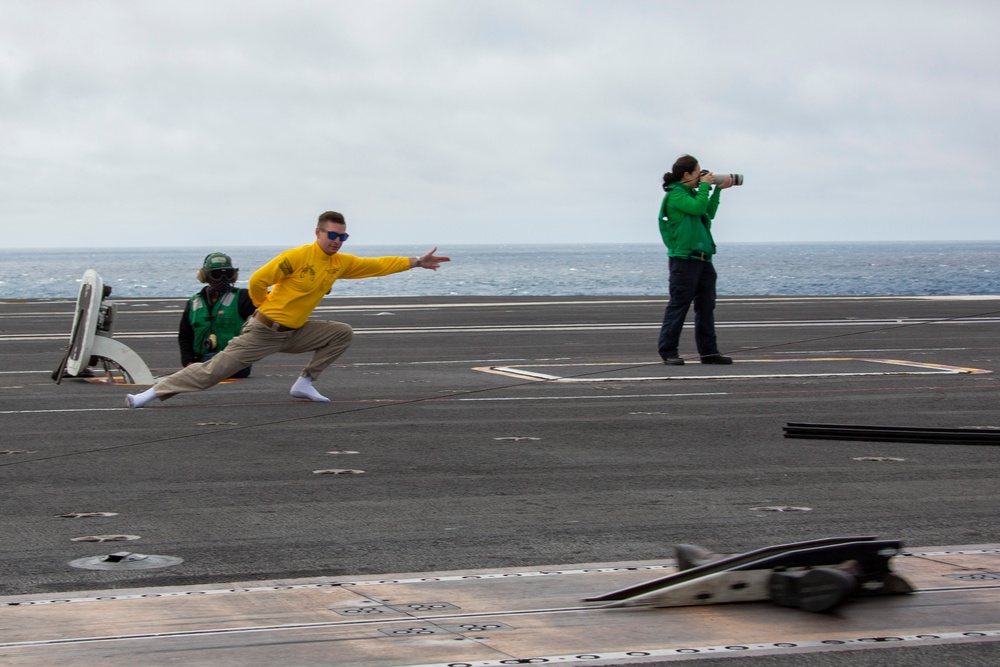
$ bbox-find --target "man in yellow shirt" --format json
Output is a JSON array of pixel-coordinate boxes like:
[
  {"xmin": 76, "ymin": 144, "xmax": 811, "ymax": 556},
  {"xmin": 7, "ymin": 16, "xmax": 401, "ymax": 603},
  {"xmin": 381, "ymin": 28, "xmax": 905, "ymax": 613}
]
[{"xmin": 126, "ymin": 211, "xmax": 450, "ymax": 408}]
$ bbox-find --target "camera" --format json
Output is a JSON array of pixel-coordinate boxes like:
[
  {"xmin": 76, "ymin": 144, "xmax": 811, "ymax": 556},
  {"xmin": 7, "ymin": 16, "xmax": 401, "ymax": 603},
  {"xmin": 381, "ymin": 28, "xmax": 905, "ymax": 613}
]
[
  {"xmin": 202, "ymin": 333, "xmax": 218, "ymax": 351},
  {"xmin": 700, "ymin": 170, "xmax": 743, "ymax": 186}
]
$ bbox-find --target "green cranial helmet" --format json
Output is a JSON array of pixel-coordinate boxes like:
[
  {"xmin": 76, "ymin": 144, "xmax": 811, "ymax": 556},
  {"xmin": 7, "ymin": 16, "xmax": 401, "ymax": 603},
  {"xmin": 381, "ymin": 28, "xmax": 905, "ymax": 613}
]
[{"xmin": 198, "ymin": 252, "xmax": 239, "ymax": 283}]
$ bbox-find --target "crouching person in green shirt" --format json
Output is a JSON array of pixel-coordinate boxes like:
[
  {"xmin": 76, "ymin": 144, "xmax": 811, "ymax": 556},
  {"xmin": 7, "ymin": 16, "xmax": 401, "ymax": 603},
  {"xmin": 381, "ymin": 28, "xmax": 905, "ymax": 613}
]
[{"xmin": 179, "ymin": 252, "xmax": 255, "ymax": 378}]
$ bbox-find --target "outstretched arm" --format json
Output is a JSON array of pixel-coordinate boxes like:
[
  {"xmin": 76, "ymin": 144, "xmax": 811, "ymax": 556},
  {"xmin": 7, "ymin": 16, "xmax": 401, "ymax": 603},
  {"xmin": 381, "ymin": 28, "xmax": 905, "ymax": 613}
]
[{"xmin": 410, "ymin": 247, "xmax": 451, "ymax": 270}]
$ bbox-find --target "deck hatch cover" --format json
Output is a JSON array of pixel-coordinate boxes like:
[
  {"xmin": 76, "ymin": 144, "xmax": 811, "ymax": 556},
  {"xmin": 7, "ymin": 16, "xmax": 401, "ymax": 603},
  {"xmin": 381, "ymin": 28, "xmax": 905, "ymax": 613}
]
[{"xmin": 68, "ymin": 552, "xmax": 183, "ymax": 571}]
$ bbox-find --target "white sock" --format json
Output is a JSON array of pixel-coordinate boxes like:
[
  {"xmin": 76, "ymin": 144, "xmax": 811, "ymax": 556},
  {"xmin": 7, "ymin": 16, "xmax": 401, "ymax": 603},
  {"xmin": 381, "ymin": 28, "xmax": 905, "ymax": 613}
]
[
  {"xmin": 290, "ymin": 375, "xmax": 330, "ymax": 403},
  {"xmin": 126, "ymin": 387, "xmax": 158, "ymax": 409}
]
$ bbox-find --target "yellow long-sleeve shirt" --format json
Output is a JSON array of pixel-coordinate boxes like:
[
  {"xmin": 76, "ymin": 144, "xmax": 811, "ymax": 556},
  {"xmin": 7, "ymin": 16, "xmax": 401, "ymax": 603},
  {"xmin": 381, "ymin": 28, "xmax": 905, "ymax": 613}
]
[{"xmin": 248, "ymin": 242, "xmax": 411, "ymax": 329}]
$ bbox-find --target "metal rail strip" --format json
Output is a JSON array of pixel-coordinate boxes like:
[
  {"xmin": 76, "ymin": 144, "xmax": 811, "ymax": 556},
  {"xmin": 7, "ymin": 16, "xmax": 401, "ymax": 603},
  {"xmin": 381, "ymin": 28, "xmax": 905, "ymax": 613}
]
[{"xmin": 784, "ymin": 422, "xmax": 1000, "ymax": 445}]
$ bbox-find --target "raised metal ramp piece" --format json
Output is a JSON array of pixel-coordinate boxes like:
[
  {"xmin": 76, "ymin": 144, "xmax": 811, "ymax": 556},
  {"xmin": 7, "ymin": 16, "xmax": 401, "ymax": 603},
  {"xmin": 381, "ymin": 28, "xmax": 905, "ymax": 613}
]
[{"xmin": 586, "ymin": 536, "xmax": 913, "ymax": 613}]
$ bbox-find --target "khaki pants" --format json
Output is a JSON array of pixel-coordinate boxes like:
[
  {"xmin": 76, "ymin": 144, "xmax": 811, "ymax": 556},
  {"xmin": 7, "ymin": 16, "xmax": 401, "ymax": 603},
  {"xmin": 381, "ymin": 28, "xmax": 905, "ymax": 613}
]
[{"xmin": 154, "ymin": 317, "xmax": 354, "ymax": 400}]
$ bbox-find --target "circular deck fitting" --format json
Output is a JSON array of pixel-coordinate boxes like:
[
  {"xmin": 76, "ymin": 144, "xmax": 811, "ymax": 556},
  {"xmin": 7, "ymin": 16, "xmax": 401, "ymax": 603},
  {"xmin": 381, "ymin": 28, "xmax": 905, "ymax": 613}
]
[
  {"xmin": 68, "ymin": 552, "xmax": 183, "ymax": 571},
  {"xmin": 853, "ymin": 456, "xmax": 906, "ymax": 462},
  {"xmin": 71, "ymin": 535, "xmax": 141, "ymax": 543},
  {"xmin": 57, "ymin": 512, "xmax": 119, "ymax": 519},
  {"xmin": 313, "ymin": 469, "xmax": 365, "ymax": 475},
  {"xmin": 327, "ymin": 451, "xmax": 360, "ymax": 455},
  {"xmin": 750, "ymin": 506, "xmax": 813, "ymax": 512}
]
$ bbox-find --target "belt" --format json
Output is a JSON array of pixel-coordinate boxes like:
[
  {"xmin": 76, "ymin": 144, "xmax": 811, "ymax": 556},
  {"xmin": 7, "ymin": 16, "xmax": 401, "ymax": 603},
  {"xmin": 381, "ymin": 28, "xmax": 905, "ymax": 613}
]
[
  {"xmin": 253, "ymin": 311, "xmax": 296, "ymax": 332},
  {"xmin": 687, "ymin": 252, "xmax": 712, "ymax": 261}
]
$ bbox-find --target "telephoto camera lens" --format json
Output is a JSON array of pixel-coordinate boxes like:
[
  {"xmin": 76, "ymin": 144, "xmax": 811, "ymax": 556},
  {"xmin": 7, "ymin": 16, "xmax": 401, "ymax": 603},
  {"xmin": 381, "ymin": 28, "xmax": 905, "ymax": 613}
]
[{"xmin": 701, "ymin": 170, "xmax": 743, "ymax": 186}]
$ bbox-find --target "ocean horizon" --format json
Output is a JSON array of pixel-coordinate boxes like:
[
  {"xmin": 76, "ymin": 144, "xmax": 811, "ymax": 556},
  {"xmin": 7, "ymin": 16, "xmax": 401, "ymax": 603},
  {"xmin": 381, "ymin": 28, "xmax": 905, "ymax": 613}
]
[{"xmin": 2, "ymin": 241, "xmax": 998, "ymax": 300}]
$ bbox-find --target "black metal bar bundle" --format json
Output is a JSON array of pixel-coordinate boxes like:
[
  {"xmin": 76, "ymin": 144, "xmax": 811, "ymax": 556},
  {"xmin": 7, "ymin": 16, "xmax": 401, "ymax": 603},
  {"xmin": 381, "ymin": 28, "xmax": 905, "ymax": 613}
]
[{"xmin": 783, "ymin": 422, "xmax": 1000, "ymax": 445}]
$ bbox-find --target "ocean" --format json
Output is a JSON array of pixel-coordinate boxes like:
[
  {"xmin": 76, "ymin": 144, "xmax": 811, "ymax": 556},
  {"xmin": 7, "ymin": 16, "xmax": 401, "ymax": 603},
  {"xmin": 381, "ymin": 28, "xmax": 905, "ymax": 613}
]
[{"xmin": 2, "ymin": 242, "xmax": 998, "ymax": 300}]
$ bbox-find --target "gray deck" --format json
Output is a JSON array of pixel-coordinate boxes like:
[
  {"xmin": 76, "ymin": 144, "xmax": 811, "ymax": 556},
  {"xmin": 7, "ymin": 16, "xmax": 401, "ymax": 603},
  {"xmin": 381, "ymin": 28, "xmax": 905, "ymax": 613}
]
[{"xmin": 2, "ymin": 294, "xmax": 999, "ymax": 665}]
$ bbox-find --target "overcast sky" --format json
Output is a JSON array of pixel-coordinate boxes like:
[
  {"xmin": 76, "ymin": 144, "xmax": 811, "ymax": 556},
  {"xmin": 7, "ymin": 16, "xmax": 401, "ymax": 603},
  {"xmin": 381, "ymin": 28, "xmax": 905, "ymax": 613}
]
[{"xmin": 2, "ymin": 0, "xmax": 997, "ymax": 249}]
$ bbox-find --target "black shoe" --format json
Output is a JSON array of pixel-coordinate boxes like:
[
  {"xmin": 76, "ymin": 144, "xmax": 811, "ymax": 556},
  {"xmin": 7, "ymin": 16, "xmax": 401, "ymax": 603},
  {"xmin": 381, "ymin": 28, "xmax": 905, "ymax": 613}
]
[
  {"xmin": 700, "ymin": 354, "xmax": 733, "ymax": 365},
  {"xmin": 663, "ymin": 356, "xmax": 685, "ymax": 366}
]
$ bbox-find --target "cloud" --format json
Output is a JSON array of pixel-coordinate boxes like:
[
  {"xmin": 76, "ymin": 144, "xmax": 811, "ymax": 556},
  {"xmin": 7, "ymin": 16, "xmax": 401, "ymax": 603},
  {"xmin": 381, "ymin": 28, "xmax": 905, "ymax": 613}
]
[{"xmin": 1, "ymin": 0, "xmax": 998, "ymax": 248}]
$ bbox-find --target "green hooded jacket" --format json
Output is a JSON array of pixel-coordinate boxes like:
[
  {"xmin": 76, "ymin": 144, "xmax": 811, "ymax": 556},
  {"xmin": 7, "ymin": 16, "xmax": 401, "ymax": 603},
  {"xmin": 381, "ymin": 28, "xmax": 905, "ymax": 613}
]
[{"xmin": 658, "ymin": 181, "xmax": 722, "ymax": 260}]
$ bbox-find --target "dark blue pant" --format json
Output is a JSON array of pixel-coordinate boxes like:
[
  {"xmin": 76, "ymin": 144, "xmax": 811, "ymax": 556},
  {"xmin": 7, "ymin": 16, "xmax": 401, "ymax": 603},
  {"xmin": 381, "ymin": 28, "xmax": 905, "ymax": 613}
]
[{"xmin": 657, "ymin": 257, "xmax": 720, "ymax": 360}]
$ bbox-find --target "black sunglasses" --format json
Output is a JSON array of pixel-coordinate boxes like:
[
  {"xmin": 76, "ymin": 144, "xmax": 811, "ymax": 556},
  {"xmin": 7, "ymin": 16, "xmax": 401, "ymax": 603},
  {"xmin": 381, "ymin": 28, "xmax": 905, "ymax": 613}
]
[{"xmin": 325, "ymin": 231, "xmax": 350, "ymax": 242}]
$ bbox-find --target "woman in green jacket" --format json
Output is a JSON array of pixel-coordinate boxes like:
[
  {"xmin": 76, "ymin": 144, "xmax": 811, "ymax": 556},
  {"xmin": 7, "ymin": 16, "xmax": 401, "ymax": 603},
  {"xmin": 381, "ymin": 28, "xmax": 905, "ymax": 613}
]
[{"xmin": 657, "ymin": 154, "xmax": 734, "ymax": 365}]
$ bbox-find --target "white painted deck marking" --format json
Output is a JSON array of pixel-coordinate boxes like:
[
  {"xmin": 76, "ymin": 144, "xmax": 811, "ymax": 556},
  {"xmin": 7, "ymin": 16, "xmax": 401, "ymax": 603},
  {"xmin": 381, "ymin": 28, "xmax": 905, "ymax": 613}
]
[
  {"xmin": 459, "ymin": 392, "xmax": 728, "ymax": 402},
  {"xmin": 477, "ymin": 357, "xmax": 992, "ymax": 382},
  {"xmin": 6, "ymin": 314, "xmax": 1000, "ymax": 342}
]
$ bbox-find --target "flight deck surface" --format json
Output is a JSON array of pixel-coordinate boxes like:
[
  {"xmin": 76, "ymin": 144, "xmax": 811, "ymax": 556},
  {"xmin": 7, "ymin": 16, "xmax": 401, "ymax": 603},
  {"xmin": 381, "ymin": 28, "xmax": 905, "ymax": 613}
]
[{"xmin": 1, "ymin": 294, "xmax": 999, "ymax": 665}]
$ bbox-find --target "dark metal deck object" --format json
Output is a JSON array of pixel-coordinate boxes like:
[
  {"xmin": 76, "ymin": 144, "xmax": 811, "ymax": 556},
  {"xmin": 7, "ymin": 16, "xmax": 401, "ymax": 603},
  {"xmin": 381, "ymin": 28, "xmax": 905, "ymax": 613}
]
[
  {"xmin": 68, "ymin": 552, "xmax": 184, "ymax": 571},
  {"xmin": 784, "ymin": 422, "xmax": 1000, "ymax": 445},
  {"xmin": 586, "ymin": 536, "xmax": 913, "ymax": 613}
]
